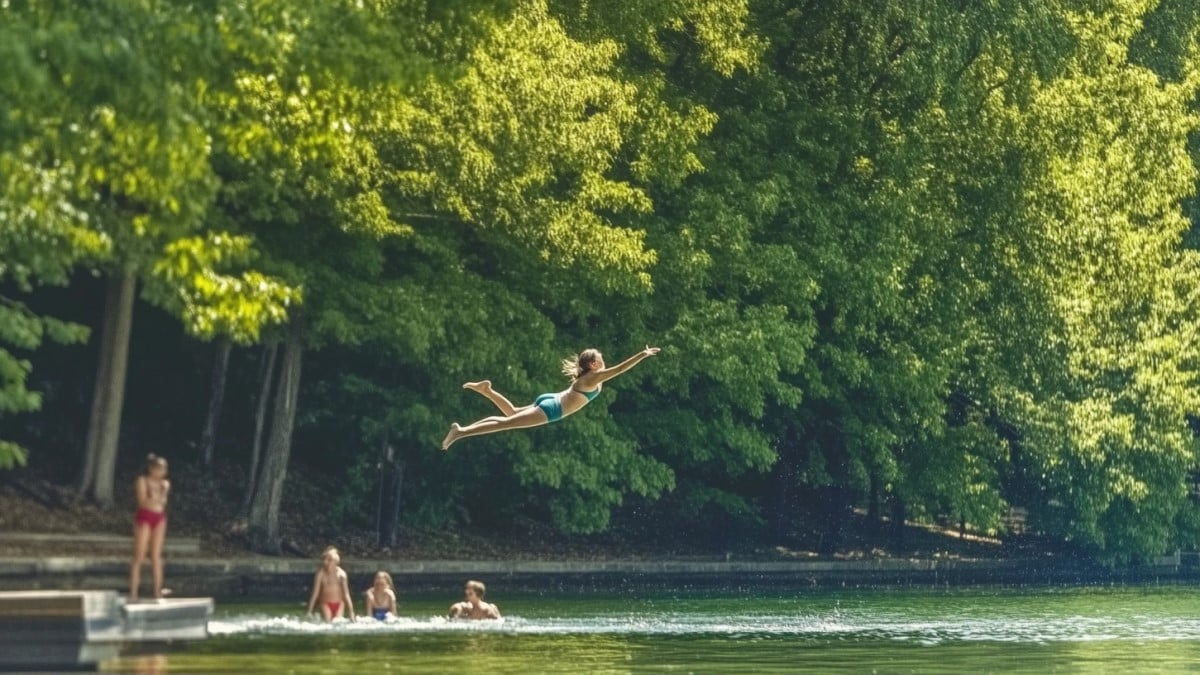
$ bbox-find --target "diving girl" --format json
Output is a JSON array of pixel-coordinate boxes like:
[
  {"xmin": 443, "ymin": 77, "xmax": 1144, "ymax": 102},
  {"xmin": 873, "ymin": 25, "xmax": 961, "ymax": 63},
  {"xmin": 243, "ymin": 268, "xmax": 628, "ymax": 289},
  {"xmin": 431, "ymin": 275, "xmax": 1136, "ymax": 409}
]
[{"xmin": 441, "ymin": 346, "xmax": 660, "ymax": 450}]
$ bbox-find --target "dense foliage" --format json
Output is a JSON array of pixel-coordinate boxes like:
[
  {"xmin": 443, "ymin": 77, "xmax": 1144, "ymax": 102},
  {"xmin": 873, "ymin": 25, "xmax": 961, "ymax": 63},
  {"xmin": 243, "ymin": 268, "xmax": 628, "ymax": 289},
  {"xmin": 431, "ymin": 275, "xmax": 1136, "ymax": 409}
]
[{"xmin": 3, "ymin": 0, "xmax": 1199, "ymax": 562}]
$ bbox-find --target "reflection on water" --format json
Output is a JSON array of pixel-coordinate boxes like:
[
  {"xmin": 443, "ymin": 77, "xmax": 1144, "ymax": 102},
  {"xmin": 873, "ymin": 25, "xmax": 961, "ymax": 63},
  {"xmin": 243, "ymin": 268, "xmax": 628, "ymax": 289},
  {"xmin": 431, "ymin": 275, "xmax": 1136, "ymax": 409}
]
[{"xmin": 104, "ymin": 585, "xmax": 1200, "ymax": 674}]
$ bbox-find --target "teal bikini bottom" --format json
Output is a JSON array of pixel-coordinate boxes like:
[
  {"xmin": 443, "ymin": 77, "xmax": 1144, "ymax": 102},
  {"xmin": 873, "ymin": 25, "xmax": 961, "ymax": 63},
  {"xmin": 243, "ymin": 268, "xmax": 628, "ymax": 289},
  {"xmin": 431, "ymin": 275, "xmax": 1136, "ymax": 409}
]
[{"xmin": 534, "ymin": 393, "xmax": 562, "ymax": 423}]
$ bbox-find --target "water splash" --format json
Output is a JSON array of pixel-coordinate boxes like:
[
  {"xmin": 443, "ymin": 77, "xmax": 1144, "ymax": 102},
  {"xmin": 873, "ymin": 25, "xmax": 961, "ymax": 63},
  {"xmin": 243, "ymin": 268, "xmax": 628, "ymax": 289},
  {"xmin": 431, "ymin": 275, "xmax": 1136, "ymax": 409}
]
[{"xmin": 207, "ymin": 610, "xmax": 1200, "ymax": 644}]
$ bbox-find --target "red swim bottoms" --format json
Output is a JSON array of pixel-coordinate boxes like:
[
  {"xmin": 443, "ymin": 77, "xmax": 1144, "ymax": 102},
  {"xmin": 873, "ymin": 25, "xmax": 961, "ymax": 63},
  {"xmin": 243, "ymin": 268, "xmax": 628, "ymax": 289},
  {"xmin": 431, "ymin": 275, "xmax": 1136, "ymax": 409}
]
[
  {"xmin": 325, "ymin": 601, "xmax": 341, "ymax": 617},
  {"xmin": 135, "ymin": 508, "xmax": 166, "ymax": 530}
]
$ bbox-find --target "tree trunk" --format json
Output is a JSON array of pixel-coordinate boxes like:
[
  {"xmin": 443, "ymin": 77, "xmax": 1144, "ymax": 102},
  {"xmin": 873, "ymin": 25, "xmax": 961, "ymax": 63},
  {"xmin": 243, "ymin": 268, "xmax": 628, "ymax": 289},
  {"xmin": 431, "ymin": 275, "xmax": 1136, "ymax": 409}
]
[
  {"xmin": 386, "ymin": 461, "xmax": 405, "ymax": 547},
  {"xmin": 78, "ymin": 273, "xmax": 137, "ymax": 507},
  {"xmin": 818, "ymin": 427, "xmax": 850, "ymax": 555},
  {"xmin": 248, "ymin": 338, "xmax": 302, "ymax": 554},
  {"xmin": 769, "ymin": 431, "xmax": 800, "ymax": 542},
  {"xmin": 378, "ymin": 451, "xmax": 406, "ymax": 550},
  {"xmin": 889, "ymin": 492, "xmax": 906, "ymax": 549},
  {"xmin": 198, "ymin": 339, "xmax": 232, "ymax": 468},
  {"xmin": 817, "ymin": 485, "xmax": 849, "ymax": 556},
  {"xmin": 867, "ymin": 470, "xmax": 881, "ymax": 533},
  {"xmin": 78, "ymin": 280, "xmax": 119, "ymax": 494},
  {"xmin": 374, "ymin": 438, "xmax": 388, "ymax": 539},
  {"xmin": 239, "ymin": 343, "xmax": 278, "ymax": 518},
  {"xmin": 771, "ymin": 460, "xmax": 790, "ymax": 541}
]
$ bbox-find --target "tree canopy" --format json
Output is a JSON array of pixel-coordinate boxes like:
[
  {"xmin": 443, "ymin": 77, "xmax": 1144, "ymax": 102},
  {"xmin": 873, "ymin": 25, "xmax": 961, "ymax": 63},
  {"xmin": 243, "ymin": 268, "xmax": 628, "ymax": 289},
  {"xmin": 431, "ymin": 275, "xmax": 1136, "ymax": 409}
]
[{"xmin": 3, "ymin": 0, "xmax": 1200, "ymax": 563}]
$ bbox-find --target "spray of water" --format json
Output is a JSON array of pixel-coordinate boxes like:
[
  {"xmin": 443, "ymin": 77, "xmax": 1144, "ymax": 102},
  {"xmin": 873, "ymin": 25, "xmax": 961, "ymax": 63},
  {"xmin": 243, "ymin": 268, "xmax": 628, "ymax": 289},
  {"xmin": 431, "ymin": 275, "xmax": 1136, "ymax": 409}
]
[{"xmin": 208, "ymin": 611, "xmax": 1200, "ymax": 645}]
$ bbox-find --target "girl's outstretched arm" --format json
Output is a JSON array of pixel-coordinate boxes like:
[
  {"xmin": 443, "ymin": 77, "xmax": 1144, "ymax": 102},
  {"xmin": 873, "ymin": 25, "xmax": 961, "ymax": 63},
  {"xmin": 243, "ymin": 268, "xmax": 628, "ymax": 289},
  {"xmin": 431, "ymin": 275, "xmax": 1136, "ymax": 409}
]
[{"xmin": 592, "ymin": 346, "xmax": 660, "ymax": 383}]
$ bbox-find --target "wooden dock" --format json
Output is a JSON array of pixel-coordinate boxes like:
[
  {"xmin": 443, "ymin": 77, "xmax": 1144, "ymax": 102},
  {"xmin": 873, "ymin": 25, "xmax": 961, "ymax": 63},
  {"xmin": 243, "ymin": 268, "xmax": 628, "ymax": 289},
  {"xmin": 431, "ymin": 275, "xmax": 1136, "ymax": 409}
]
[
  {"xmin": 0, "ymin": 590, "xmax": 212, "ymax": 670},
  {"xmin": 0, "ymin": 531, "xmax": 202, "ymax": 553}
]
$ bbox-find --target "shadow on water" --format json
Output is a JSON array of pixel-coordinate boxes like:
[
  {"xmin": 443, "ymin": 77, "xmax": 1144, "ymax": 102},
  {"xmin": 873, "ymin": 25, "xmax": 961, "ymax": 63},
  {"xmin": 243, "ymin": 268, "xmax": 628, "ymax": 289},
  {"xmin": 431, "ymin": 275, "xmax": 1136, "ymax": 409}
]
[{"xmin": 103, "ymin": 585, "xmax": 1200, "ymax": 674}]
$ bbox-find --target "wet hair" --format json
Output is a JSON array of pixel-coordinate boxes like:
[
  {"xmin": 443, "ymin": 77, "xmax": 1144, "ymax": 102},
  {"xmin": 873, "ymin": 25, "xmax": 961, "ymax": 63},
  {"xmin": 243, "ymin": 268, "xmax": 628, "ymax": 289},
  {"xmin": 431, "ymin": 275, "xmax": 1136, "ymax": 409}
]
[
  {"xmin": 561, "ymin": 348, "xmax": 601, "ymax": 380},
  {"xmin": 465, "ymin": 579, "xmax": 486, "ymax": 598},
  {"xmin": 375, "ymin": 570, "xmax": 394, "ymax": 591},
  {"xmin": 144, "ymin": 454, "xmax": 168, "ymax": 475}
]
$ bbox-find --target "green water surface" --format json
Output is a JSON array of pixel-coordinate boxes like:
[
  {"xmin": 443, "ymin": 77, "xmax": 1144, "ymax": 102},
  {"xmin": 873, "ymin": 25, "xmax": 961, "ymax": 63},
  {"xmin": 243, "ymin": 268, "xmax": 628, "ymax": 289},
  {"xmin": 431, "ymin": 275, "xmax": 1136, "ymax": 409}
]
[{"xmin": 104, "ymin": 584, "xmax": 1200, "ymax": 673}]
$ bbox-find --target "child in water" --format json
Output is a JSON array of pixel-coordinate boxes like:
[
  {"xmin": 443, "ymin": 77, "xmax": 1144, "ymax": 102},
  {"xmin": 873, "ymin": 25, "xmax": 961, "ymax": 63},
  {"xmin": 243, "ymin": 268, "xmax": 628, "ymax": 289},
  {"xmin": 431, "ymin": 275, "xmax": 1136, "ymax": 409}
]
[
  {"xmin": 306, "ymin": 546, "xmax": 356, "ymax": 621},
  {"xmin": 364, "ymin": 570, "xmax": 397, "ymax": 621},
  {"xmin": 448, "ymin": 579, "xmax": 501, "ymax": 620},
  {"xmin": 130, "ymin": 454, "xmax": 170, "ymax": 602}
]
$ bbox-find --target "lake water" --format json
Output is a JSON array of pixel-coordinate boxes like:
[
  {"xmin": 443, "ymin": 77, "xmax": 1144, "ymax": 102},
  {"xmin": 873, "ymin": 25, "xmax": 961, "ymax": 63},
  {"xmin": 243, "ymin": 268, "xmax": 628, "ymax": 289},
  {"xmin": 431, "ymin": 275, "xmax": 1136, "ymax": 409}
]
[{"xmin": 104, "ymin": 584, "xmax": 1200, "ymax": 673}]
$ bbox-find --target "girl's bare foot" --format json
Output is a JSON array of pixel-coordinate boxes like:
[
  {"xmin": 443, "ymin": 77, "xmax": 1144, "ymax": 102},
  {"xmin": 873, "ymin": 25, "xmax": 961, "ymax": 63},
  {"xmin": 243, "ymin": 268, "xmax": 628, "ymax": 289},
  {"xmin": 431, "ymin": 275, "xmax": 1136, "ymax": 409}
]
[
  {"xmin": 463, "ymin": 380, "xmax": 492, "ymax": 394},
  {"xmin": 441, "ymin": 423, "xmax": 462, "ymax": 451}
]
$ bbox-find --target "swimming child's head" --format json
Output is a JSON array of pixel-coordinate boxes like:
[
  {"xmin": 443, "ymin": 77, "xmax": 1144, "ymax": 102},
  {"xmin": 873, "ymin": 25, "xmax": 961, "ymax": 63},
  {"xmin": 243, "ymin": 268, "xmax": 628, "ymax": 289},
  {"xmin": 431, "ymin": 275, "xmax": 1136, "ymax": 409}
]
[
  {"xmin": 322, "ymin": 546, "xmax": 340, "ymax": 567},
  {"xmin": 561, "ymin": 349, "xmax": 603, "ymax": 379},
  {"xmin": 464, "ymin": 579, "xmax": 486, "ymax": 600},
  {"xmin": 374, "ymin": 571, "xmax": 394, "ymax": 590},
  {"xmin": 144, "ymin": 454, "xmax": 168, "ymax": 478}
]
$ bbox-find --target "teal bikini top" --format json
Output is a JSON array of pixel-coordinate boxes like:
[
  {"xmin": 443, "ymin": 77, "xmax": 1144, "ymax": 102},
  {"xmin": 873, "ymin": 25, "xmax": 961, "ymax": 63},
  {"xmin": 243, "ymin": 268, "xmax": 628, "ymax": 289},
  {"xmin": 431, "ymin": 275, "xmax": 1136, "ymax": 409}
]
[{"xmin": 572, "ymin": 385, "xmax": 601, "ymax": 402}]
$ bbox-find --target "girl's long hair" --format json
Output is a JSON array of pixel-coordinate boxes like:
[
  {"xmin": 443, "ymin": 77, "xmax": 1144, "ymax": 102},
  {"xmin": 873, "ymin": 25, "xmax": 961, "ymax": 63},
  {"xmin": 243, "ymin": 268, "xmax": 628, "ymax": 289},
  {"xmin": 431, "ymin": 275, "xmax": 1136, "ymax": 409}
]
[
  {"xmin": 376, "ymin": 570, "xmax": 395, "ymax": 591},
  {"xmin": 561, "ymin": 348, "xmax": 601, "ymax": 380}
]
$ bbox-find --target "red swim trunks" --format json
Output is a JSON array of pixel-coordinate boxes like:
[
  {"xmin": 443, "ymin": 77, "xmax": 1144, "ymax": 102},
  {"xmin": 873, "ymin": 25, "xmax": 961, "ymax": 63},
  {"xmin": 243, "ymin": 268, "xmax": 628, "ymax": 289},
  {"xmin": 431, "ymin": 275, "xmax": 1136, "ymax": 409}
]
[
  {"xmin": 325, "ymin": 601, "xmax": 341, "ymax": 617},
  {"xmin": 134, "ymin": 508, "xmax": 166, "ymax": 530}
]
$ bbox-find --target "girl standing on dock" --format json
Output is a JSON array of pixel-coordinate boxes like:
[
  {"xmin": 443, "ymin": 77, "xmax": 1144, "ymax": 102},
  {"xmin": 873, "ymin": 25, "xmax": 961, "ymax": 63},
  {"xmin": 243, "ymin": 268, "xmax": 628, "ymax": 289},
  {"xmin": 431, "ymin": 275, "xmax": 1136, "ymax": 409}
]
[{"xmin": 129, "ymin": 454, "xmax": 170, "ymax": 602}]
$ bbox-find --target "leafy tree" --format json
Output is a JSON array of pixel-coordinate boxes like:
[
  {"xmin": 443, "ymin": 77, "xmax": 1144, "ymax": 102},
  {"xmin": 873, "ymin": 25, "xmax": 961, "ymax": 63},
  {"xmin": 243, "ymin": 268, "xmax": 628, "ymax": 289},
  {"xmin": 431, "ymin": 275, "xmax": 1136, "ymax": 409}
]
[
  {"xmin": 0, "ymin": 2, "xmax": 297, "ymax": 502},
  {"xmin": 1004, "ymin": 5, "xmax": 1200, "ymax": 561},
  {"xmin": 5, "ymin": 0, "xmax": 1200, "ymax": 566}
]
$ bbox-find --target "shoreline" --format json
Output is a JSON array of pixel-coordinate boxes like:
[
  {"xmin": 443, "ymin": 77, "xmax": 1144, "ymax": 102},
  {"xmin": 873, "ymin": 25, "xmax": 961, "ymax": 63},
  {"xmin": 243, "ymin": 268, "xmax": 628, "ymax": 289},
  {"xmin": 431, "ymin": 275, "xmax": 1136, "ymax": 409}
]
[{"xmin": 2, "ymin": 555, "xmax": 1195, "ymax": 598}]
